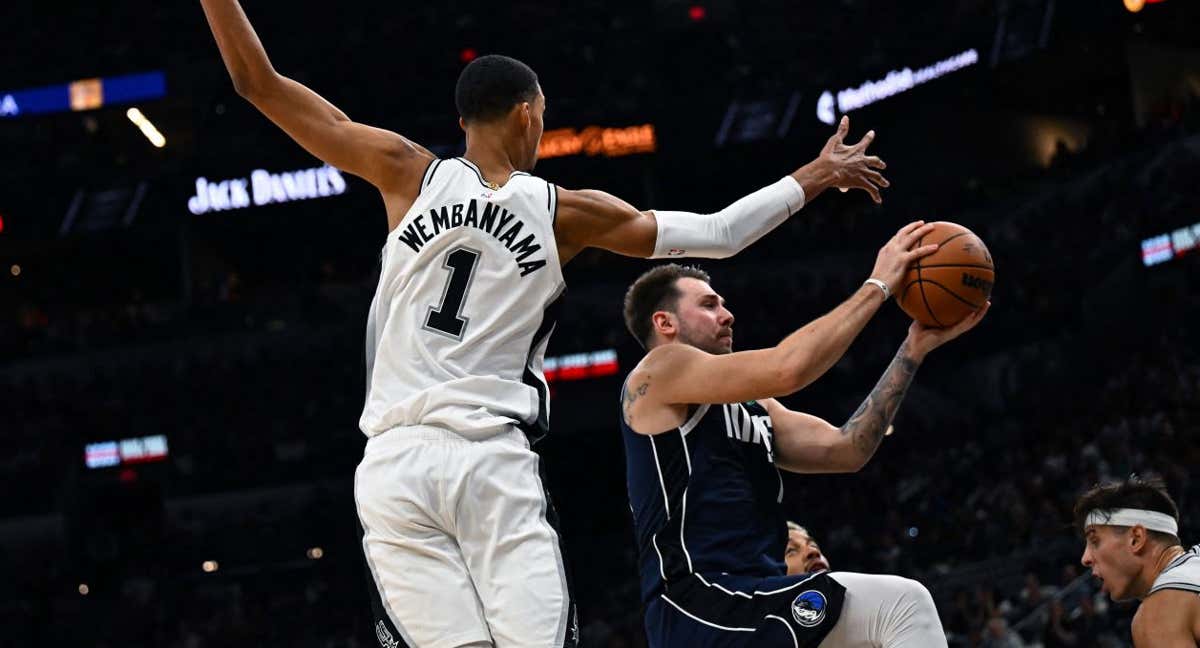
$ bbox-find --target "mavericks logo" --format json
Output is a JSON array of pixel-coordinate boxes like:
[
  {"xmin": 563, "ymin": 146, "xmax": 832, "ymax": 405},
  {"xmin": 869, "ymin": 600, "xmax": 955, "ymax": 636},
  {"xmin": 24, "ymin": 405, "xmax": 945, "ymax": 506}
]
[{"xmin": 791, "ymin": 590, "xmax": 828, "ymax": 628}]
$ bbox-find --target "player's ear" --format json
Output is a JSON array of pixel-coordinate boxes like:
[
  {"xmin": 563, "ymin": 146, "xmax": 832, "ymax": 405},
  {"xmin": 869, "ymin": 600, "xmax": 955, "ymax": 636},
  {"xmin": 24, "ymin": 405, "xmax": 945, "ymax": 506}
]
[
  {"xmin": 459, "ymin": 116, "xmax": 468, "ymax": 132},
  {"xmin": 1129, "ymin": 526, "xmax": 1147, "ymax": 552},
  {"xmin": 651, "ymin": 311, "xmax": 675, "ymax": 338}
]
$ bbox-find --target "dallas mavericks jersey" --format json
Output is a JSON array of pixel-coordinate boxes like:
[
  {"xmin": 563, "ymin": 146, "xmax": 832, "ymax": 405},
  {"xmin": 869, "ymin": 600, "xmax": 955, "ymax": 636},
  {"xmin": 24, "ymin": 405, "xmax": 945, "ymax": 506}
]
[
  {"xmin": 1149, "ymin": 544, "xmax": 1200, "ymax": 595},
  {"xmin": 359, "ymin": 158, "xmax": 565, "ymax": 441},
  {"xmin": 621, "ymin": 392, "xmax": 788, "ymax": 603}
]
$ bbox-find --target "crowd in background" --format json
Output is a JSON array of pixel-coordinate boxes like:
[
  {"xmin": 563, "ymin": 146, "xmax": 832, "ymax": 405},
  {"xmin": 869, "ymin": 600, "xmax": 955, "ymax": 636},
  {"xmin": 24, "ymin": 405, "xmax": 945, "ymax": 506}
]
[
  {"xmin": 3, "ymin": 1, "xmax": 1199, "ymax": 645},
  {"xmin": 2, "ymin": 120, "xmax": 1197, "ymax": 645}
]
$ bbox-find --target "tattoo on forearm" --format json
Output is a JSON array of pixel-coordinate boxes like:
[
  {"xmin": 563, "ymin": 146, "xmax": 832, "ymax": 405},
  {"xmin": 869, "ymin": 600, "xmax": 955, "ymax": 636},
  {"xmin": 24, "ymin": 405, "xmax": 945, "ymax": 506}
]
[
  {"xmin": 623, "ymin": 379, "xmax": 650, "ymax": 421},
  {"xmin": 841, "ymin": 342, "xmax": 919, "ymax": 460}
]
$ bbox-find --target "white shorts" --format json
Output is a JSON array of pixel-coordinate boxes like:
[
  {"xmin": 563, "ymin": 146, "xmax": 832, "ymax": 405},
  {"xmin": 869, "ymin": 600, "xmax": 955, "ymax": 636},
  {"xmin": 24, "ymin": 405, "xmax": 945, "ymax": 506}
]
[{"xmin": 355, "ymin": 425, "xmax": 578, "ymax": 648}]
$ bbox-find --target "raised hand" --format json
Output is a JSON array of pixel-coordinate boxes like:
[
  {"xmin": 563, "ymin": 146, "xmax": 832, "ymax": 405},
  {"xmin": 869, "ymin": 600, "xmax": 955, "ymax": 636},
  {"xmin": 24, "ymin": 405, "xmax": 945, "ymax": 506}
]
[
  {"xmin": 820, "ymin": 116, "xmax": 889, "ymax": 203},
  {"xmin": 869, "ymin": 220, "xmax": 939, "ymax": 295},
  {"xmin": 906, "ymin": 301, "xmax": 991, "ymax": 359}
]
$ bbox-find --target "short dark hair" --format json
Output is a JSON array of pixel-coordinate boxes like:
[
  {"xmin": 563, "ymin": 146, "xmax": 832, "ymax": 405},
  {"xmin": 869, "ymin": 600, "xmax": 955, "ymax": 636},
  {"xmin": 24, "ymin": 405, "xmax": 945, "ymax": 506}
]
[
  {"xmin": 623, "ymin": 264, "xmax": 711, "ymax": 349},
  {"xmin": 454, "ymin": 55, "xmax": 540, "ymax": 124},
  {"xmin": 1073, "ymin": 475, "xmax": 1181, "ymax": 545}
]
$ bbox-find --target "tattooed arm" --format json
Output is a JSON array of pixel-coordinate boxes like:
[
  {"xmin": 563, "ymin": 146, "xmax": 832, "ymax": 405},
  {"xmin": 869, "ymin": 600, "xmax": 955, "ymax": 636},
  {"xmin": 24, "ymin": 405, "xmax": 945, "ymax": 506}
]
[
  {"xmin": 766, "ymin": 302, "xmax": 990, "ymax": 473},
  {"xmin": 764, "ymin": 341, "xmax": 921, "ymax": 473}
]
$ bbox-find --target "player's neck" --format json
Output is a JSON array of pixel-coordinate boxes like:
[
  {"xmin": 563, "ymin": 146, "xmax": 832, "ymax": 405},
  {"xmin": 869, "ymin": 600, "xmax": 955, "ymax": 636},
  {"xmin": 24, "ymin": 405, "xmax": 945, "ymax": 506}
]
[
  {"xmin": 1135, "ymin": 544, "xmax": 1186, "ymax": 599},
  {"xmin": 463, "ymin": 135, "xmax": 519, "ymax": 187}
]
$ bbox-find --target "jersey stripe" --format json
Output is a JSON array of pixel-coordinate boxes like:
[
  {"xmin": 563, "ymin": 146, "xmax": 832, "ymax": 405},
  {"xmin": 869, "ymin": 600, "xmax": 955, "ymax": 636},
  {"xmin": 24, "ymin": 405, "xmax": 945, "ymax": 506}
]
[
  {"xmin": 645, "ymin": 428, "xmax": 693, "ymax": 584},
  {"xmin": 420, "ymin": 158, "xmax": 442, "ymax": 190},
  {"xmin": 519, "ymin": 288, "xmax": 565, "ymax": 443}
]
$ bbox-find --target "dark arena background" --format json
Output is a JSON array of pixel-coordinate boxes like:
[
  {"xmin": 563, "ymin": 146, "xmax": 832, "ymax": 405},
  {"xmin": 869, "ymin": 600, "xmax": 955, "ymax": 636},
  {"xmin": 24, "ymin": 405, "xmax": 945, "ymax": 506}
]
[{"xmin": 2, "ymin": 1, "xmax": 1199, "ymax": 646}]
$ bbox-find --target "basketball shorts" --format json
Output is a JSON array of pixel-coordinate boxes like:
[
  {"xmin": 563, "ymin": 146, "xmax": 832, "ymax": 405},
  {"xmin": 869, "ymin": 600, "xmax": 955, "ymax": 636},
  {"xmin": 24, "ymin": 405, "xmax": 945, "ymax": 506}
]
[
  {"xmin": 645, "ymin": 571, "xmax": 846, "ymax": 648},
  {"xmin": 355, "ymin": 425, "xmax": 578, "ymax": 648}
]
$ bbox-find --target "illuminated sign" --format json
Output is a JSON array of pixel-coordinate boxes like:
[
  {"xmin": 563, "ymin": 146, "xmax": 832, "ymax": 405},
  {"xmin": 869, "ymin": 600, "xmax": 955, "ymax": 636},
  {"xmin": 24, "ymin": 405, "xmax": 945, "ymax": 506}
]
[
  {"xmin": 816, "ymin": 49, "xmax": 979, "ymax": 125},
  {"xmin": 85, "ymin": 435, "xmax": 169, "ymax": 469},
  {"xmin": 1141, "ymin": 221, "xmax": 1200, "ymax": 267},
  {"xmin": 538, "ymin": 124, "xmax": 656, "ymax": 159},
  {"xmin": 543, "ymin": 348, "xmax": 619, "ymax": 382},
  {"xmin": 0, "ymin": 71, "xmax": 166, "ymax": 118},
  {"xmin": 187, "ymin": 164, "xmax": 347, "ymax": 215}
]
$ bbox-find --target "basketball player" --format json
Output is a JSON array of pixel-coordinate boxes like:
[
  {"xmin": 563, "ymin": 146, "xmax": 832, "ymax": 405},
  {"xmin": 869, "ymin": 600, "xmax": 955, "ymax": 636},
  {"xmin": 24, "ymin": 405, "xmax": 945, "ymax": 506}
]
[
  {"xmin": 785, "ymin": 523, "xmax": 831, "ymax": 576},
  {"xmin": 200, "ymin": 2, "xmax": 889, "ymax": 647},
  {"xmin": 619, "ymin": 240, "xmax": 989, "ymax": 647},
  {"xmin": 1075, "ymin": 475, "xmax": 1200, "ymax": 646}
]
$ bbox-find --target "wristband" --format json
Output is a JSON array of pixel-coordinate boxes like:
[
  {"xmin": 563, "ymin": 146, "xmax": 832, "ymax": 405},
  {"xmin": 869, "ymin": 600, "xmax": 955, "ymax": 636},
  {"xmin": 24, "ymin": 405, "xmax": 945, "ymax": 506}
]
[{"xmin": 863, "ymin": 278, "xmax": 890, "ymax": 300}]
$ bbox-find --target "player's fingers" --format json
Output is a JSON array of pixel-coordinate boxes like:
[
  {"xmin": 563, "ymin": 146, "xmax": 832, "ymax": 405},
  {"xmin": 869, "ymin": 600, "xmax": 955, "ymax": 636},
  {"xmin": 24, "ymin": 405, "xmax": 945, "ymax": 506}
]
[
  {"xmin": 855, "ymin": 129, "xmax": 876, "ymax": 151},
  {"xmin": 836, "ymin": 115, "xmax": 849, "ymax": 141},
  {"xmin": 951, "ymin": 301, "xmax": 990, "ymax": 334},
  {"xmin": 903, "ymin": 244, "xmax": 939, "ymax": 260},
  {"xmin": 862, "ymin": 183, "xmax": 882, "ymax": 204},
  {"xmin": 865, "ymin": 156, "xmax": 887, "ymax": 170},
  {"xmin": 861, "ymin": 169, "xmax": 890, "ymax": 188},
  {"xmin": 899, "ymin": 222, "xmax": 936, "ymax": 246},
  {"xmin": 896, "ymin": 220, "xmax": 927, "ymax": 240}
]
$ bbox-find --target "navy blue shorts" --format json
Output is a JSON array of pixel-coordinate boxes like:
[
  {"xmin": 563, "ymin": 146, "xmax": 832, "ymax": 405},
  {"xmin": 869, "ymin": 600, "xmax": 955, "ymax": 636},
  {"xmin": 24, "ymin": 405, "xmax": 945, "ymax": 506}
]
[{"xmin": 644, "ymin": 571, "xmax": 845, "ymax": 648}]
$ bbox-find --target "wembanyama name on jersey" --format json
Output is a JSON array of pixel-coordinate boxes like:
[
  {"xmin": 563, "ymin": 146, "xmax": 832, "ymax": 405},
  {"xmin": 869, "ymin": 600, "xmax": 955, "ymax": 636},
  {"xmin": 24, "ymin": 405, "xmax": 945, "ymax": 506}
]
[
  {"xmin": 395, "ymin": 197, "xmax": 548, "ymax": 277},
  {"xmin": 359, "ymin": 158, "xmax": 565, "ymax": 442}
]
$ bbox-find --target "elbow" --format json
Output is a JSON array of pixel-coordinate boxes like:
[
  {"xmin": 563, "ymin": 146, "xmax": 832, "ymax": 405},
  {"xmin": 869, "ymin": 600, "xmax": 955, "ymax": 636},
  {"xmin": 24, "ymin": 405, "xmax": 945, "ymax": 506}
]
[
  {"xmin": 231, "ymin": 69, "xmax": 277, "ymax": 102},
  {"xmin": 833, "ymin": 434, "xmax": 868, "ymax": 473},
  {"xmin": 231, "ymin": 76, "xmax": 255, "ymax": 99},
  {"xmin": 232, "ymin": 75, "xmax": 264, "ymax": 101}
]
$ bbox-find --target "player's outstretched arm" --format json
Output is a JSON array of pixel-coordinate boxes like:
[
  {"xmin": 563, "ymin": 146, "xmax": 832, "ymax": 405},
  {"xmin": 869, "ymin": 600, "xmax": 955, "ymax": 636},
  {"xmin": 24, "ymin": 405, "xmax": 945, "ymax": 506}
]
[
  {"xmin": 554, "ymin": 116, "xmax": 886, "ymax": 263},
  {"xmin": 768, "ymin": 302, "xmax": 988, "ymax": 473},
  {"xmin": 623, "ymin": 223, "xmax": 937, "ymax": 434},
  {"xmin": 199, "ymin": 0, "xmax": 432, "ymax": 198}
]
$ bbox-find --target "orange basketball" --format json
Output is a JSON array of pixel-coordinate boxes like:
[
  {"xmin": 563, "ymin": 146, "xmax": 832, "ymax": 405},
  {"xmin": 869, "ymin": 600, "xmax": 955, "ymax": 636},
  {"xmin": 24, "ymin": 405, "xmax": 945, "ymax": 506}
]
[{"xmin": 896, "ymin": 221, "xmax": 994, "ymax": 328}]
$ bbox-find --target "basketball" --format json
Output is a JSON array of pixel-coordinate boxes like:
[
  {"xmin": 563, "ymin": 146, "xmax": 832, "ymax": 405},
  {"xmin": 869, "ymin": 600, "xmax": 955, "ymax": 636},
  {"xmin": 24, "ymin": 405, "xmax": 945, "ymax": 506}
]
[{"xmin": 896, "ymin": 221, "xmax": 994, "ymax": 327}]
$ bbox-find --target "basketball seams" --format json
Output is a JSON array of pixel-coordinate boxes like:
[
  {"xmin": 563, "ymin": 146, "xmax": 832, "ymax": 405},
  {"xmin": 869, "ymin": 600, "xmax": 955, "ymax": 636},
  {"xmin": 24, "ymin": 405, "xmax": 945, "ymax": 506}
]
[
  {"xmin": 913, "ymin": 233, "xmax": 946, "ymax": 327},
  {"xmin": 917, "ymin": 262, "xmax": 994, "ymax": 270},
  {"xmin": 918, "ymin": 278, "xmax": 985, "ymax": 309}
]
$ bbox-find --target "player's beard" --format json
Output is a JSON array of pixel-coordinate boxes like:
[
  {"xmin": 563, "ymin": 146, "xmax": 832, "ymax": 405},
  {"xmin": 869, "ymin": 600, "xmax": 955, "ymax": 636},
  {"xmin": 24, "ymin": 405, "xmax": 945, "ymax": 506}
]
[{"xmin": 678, "ymin": 324, "xmax": 732, "ymax": 355}]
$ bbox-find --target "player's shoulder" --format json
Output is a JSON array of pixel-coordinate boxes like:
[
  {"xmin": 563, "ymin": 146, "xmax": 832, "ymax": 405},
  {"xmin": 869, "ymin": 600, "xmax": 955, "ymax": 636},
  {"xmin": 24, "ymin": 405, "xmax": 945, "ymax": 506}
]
[
  {"xmin": 638, "ymin": 343, "xmax": 707, "ymax": 375},
  {"xmin": 1133, "ymin": 588, "xmax": 1200, "ymax": 643}
]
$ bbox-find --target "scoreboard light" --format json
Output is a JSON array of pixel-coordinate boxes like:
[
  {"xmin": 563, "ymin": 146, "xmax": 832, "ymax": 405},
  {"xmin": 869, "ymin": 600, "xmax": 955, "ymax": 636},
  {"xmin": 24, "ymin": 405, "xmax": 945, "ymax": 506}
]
[
  {"xmin": 538, "ymin": 124, "xmax": 656, "ymax": 160},
  {"xmin": 543, "ymin": 349, "xmax": 619, "ymax": 383},
  {"xmin": 1141, "ymin": 220, "xmax": 1200, "ymax": 267},
  {"xmin": 0, "ymin": 71, "xmax": 166, "ymax": 118},
  {"xmin": 84, "ymin": 434, "xmax": 168, "ymax": 469}
]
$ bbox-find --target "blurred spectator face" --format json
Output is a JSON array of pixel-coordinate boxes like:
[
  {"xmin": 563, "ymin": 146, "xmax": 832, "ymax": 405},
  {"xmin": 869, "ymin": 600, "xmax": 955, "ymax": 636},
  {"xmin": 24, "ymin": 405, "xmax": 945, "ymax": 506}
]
[
  {"xmin": 785, "ymin": 527, "xmax": 830, "ymax": 575},
  {"xmin": 1081, "ymin": 525, "xmax": 1143, "ymax": 601}
]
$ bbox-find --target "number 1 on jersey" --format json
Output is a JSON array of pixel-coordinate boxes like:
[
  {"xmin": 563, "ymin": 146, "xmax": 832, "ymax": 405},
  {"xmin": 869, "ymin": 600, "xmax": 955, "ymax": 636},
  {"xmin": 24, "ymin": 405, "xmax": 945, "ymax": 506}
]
[{"xmin": 424, "ymin": 247, "xmax": 481, "ymax": 339}]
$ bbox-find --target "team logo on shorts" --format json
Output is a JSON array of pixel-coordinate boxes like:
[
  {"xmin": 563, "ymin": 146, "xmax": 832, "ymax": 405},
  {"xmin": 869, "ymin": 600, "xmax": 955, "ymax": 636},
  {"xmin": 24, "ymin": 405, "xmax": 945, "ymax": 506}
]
[
  {"xmin": 375, "ymin": 620, "xmax": 399, "ymax": 648},
  {"xmin": 791, "ymin": 590, "xmax": 828, "ymax": 628}
]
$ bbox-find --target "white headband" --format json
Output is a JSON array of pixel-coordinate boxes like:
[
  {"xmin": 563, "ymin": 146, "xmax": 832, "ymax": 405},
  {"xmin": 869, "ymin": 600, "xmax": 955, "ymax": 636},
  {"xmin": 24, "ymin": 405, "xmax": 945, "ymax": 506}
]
[{"xmin": 1085, "ymin": 508, "xmax": 1179, "ymax": 536}]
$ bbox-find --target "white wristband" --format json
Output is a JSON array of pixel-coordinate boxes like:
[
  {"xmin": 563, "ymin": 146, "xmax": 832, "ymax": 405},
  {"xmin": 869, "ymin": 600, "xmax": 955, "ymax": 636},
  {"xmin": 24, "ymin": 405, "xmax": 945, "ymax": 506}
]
[{"xmin": 863, "ymin": 278, "xmax": 890, "ymax": 300}]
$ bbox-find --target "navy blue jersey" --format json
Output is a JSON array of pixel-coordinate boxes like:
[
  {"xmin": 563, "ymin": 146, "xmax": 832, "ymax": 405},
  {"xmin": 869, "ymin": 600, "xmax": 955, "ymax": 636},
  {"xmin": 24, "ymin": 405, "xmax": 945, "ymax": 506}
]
[
  {"xmin": 621, "ymin": 387, "xmax": 788, "ymax": 603},
  {"xmin": 621, "ymin": 383, "xmax": 846, "ymax": 648}
]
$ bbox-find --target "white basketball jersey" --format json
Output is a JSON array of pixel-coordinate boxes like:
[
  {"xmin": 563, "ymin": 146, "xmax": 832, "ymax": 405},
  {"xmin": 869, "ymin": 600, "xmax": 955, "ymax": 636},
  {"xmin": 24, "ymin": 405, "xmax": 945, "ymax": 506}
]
[
  {"xmin": 1149, "ymin": 544, "xmax": 1200, "ymax": 595},
  {"xmin": 359, "ymin": 157, "xmax": 565, "ymax": 440}
]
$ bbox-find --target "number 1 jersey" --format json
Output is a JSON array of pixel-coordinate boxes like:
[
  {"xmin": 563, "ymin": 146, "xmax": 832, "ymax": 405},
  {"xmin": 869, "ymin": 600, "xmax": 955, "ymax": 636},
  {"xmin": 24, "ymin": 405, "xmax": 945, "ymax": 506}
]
[{"xmin": 359, "ymin": 157, "xmax": 565, "ymax": 441}]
